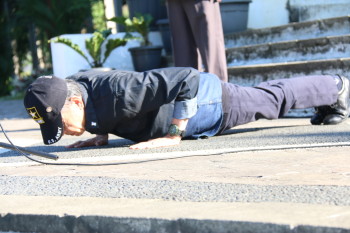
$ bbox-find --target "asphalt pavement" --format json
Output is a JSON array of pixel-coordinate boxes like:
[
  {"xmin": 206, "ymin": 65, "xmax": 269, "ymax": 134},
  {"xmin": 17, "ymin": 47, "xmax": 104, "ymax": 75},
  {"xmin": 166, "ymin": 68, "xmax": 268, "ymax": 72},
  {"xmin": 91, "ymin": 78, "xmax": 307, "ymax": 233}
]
[{"xmin": 0, "ymin": 99, "xmax": 349, "ymax": 233}]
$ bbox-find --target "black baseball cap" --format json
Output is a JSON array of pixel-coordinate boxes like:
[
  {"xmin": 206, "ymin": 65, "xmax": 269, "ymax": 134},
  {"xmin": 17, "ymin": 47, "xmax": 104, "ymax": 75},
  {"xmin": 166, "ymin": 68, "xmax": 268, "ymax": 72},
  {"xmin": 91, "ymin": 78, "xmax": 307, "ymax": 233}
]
[{"xmin": 24, "ymin": 75, "xmax": 67, "ymax": 145}]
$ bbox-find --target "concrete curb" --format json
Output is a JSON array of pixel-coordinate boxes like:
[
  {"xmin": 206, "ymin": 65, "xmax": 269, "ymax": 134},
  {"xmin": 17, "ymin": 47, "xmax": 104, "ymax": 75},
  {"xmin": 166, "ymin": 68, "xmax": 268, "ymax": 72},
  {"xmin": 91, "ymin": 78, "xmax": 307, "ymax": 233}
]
[
  {"xmin": 1, "ymin": 215, "xmax": 348, "ymax": 233},
  {"xmin": 1, "ymin": 196, "xmax": 350, "ymax": 233}
]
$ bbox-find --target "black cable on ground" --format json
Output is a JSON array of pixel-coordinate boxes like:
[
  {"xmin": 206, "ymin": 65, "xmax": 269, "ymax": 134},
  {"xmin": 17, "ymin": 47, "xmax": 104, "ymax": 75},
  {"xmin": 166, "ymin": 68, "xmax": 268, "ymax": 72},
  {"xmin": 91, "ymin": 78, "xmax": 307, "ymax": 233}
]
[{"xmin": 1, "ymin": 122, "xmax": 350, "ymax": 166}]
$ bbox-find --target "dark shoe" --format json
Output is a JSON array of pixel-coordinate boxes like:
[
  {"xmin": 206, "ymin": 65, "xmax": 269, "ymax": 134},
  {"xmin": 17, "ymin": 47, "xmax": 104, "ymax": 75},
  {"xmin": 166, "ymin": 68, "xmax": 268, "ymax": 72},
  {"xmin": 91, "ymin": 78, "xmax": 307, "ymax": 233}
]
[
  {"xmin": 323, "ymin": 75, "xmax": 350, "ymax": 125},
  {"xmin": 310, "ymin": 106, "xmax": 332, "ymax": 125}
]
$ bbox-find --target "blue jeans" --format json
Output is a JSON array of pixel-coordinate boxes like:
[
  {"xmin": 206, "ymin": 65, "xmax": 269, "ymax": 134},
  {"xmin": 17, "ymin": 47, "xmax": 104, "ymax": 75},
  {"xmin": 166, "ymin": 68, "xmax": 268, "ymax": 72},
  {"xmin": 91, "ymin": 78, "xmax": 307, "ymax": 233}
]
[{"xmin": 185, "ymin": 73, "xmax": 223, "ymax": 139}]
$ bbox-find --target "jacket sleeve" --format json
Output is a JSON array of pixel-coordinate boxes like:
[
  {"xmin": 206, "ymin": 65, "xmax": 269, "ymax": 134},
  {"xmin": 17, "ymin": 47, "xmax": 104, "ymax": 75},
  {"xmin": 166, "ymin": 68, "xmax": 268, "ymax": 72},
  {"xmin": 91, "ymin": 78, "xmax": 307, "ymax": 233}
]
[
  {"xmin": 118, "ymin": 67, "xmax": 200, "ymax": 118},
  {"xmin": 173, "ymin": 97, "xmax": 197, "ymax": 119}
]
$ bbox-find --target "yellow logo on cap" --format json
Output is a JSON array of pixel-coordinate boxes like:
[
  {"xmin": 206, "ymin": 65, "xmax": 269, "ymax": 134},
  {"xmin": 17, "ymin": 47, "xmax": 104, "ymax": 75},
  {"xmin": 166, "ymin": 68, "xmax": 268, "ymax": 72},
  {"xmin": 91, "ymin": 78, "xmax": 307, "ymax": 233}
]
[{"xmin": 26, "ymin": 107, "xmax": 45, "ymax": 124}]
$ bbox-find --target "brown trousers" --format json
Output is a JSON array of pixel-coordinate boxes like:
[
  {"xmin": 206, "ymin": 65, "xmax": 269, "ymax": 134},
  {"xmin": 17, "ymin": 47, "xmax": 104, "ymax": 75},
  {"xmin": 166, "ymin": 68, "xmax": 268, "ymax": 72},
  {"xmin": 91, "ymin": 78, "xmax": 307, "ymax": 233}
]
[{"xmin": 167, "ymin": 0, "xmax": 228, "ymax": 82}]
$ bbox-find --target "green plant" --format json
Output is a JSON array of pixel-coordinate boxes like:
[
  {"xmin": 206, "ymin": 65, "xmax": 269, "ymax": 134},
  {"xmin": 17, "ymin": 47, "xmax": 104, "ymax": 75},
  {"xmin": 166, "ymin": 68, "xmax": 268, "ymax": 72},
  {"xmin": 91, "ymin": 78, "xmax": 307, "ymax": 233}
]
[
  {"xmin": 109, "ymin": 14, "xmax": 153, "ymax": 46},
  {"xmin": 14, "ymin": 0, "xmax": 99, "ymax": 71},
  {"xmin": 50, "ymin": 29, "xmax": 128, "ymax": 68},
  {"xmin": 0, "ymin": 0, "xmax": 14, "ymax": 96},
  {"xmin": 16, "ymin": 0, "xmax": 97, "ymax": 39}
]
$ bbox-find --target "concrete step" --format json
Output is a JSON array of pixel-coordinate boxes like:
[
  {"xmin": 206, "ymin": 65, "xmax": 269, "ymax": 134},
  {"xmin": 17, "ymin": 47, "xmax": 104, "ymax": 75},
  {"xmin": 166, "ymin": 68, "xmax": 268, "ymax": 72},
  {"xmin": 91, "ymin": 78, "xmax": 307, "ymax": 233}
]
[
  {"xmin": 227, "ymin": 58, "xmax": 350, "ymax": 86},
  {"xmin": 225, "ymin": 16, "xmax": 350, "ymax": 48},
  {"xmin": 226, "ymin": 34, "xmax": 350, "ymax": 66}
]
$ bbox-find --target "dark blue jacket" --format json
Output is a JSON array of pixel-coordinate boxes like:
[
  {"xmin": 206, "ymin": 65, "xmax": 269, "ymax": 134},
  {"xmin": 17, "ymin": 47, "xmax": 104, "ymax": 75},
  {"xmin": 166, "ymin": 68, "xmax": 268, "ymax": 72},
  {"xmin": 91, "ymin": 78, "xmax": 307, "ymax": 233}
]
[{"xmin": 67, "ymin": 67, "xmax": 200, "ymax": 142}]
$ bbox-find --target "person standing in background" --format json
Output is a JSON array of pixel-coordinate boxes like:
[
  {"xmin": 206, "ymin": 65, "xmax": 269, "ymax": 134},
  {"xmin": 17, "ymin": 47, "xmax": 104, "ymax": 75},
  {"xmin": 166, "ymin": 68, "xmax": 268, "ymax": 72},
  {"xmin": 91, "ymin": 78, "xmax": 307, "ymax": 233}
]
[{"xmin": 166, "ymin": 0, "xmax": 228, "ymax": 82}]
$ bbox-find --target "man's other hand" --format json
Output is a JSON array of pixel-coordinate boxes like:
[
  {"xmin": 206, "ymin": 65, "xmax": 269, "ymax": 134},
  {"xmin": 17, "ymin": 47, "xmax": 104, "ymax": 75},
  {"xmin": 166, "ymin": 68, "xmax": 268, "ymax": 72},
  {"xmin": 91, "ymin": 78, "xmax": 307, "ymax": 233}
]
[
  {"xmin": 66, "ymin": 134, "xmax": 108, "ymax": 148},
  {"xmin": 129, "ymin": 135, "xmax": 181, "ymax": 149}
]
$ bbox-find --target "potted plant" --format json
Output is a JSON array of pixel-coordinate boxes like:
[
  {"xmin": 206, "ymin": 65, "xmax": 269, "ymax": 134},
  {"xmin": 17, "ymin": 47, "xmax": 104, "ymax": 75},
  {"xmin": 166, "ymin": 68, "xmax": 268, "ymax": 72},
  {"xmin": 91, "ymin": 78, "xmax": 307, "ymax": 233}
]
[
  {"xmin": 109, "ymin": 14, "xmax": 163, "ymax": 72},
  {"xmin": 49, "ymin": 29, "xmax": 128, "ymax": 70}
]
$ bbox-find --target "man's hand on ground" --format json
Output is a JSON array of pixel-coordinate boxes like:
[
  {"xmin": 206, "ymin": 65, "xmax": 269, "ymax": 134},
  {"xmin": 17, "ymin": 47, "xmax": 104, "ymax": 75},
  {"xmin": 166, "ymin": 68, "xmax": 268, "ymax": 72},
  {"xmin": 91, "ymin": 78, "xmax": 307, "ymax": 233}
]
[
  {"xmin": 129, "ymin": 135, "xmax": 181, "ymax": 149},
  {"xmin": 65, "ymin": 134, "xmax": 108, "ymax": 148}
]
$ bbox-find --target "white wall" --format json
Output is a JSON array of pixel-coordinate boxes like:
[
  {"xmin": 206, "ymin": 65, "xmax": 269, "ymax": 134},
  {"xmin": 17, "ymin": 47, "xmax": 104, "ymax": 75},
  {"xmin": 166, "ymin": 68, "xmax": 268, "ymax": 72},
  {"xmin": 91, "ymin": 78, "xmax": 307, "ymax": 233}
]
[
  {"xmin": 289, "ymin": 0, "xmax": 350, "ymax": 22},
  {"xmin": 290, "ymin": 0, "xmax": 350, "ymax": 6},
  {"xmin": 247, "ymin": 0, "xmax": 289, "ymax": 29},
  {"xmin": 247, "ymin": 0, "xmax": 350, "ymax": 29}
]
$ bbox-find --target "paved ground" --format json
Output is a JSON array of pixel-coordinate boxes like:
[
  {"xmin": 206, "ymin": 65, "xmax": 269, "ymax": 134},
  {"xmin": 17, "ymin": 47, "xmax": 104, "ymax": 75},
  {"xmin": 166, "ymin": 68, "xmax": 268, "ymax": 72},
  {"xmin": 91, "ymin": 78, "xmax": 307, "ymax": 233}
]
[{"xmin": 0, "ymin": 99, "xmax": 349, "ymax": 233}]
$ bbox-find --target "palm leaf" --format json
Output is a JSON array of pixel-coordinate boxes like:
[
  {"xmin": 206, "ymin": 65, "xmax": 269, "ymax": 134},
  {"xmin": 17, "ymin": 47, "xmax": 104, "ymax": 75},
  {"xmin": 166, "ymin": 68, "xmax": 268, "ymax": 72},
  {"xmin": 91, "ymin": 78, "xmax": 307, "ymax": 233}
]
[
  {"xmin": 103, "ymin": 38, "xmax": 128, "ymax": 64},
  {"xmin": 49, "ymin": 37, "xmax": 93, "ymax": 67},
  {"xmin": 85, "ymin": 31, "xmax": 105, "ymax": 67}
]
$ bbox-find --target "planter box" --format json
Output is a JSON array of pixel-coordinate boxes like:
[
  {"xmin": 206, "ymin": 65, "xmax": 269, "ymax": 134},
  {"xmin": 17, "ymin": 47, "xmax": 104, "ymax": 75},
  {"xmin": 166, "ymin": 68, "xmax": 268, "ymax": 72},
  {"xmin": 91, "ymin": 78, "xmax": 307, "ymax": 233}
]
[
  {"xmin": 220, "ymin": 0, "xmax": 252, "ymax": 34},
  {"xmin": 129, "ymin": 45, "xmax": 163, "ymax": 72},
  {"xmin": 50, "ymin": 32, "xmax": 163, "ymax": 78}
]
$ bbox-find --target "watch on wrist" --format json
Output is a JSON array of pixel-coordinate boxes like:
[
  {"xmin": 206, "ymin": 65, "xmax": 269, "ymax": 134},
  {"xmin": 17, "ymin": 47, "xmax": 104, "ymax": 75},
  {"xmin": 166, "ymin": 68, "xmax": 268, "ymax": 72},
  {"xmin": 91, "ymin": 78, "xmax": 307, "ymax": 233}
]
[{"xmin": 168, "ymin": 124, "xmax": 186, "ymax": 137}]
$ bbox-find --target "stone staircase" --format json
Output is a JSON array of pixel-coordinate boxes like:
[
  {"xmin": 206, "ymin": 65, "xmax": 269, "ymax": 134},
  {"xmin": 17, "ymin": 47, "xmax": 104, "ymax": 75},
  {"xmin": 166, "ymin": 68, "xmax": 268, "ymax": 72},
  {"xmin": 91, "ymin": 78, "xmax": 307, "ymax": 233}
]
[{"xmin": 225, "ymin": 16, "xmax": 350, "ymax": 86}]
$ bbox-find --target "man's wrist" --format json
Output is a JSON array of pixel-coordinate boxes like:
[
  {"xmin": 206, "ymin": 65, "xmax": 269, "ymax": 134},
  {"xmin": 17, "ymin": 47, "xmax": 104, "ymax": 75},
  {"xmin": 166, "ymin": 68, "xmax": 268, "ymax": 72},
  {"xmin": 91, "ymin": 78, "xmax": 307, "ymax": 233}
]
[
  {"xmin": 171, "ymin": 118, "xmax": 188, "ymax": 130},
  {"xmin": 168, "ymin": 124, "xmax": 186, "ymax": 137}
]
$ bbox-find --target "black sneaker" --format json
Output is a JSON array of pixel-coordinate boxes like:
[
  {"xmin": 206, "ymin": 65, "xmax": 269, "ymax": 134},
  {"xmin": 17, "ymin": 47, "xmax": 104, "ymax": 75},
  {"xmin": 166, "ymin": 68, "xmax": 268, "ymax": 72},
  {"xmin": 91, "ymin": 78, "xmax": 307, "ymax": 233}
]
[
  {"xmin": 323, "ymin": 75, "xmax": 350, "ymax": 125},
  {"xmin": 310, "ymin": 106, "xmax": 332, "ymax": 125}
]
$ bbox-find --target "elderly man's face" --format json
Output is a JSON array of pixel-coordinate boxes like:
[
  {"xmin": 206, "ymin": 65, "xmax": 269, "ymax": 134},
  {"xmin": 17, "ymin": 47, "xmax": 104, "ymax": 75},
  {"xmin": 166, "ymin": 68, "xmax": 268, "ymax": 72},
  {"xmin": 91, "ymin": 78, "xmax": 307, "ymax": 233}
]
[{"xmin": 61, "ymin": 97, "xmax": 85, "ymax": 136}]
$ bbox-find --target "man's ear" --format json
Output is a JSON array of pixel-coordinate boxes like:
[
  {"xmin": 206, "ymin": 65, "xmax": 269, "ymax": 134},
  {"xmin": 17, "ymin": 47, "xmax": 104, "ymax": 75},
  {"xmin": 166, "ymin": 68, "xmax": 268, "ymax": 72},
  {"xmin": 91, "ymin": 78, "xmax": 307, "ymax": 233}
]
[{"xmin": 69, "ymin": 96, "xmax": 84, "ymax": 109}]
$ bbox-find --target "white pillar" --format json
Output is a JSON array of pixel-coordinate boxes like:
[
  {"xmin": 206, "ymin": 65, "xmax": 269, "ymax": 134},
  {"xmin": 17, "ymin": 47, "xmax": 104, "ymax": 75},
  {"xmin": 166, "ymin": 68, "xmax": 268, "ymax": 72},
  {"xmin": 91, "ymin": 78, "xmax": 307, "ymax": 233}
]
[{"xmin": 104, "ymin": 0, "xmax": 117, "ymax": 33}]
